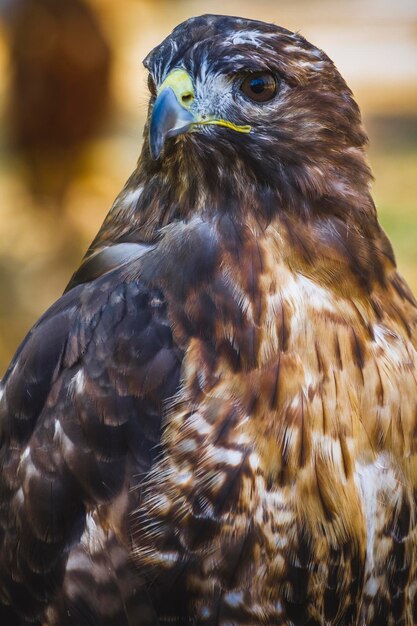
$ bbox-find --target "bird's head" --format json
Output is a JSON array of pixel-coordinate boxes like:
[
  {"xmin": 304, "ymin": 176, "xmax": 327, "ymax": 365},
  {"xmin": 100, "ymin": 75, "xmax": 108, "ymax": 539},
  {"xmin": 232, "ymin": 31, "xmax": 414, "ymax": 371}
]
[{"xmin": 138, "ymin": 14, "xmax": 372, "ymax": 221}]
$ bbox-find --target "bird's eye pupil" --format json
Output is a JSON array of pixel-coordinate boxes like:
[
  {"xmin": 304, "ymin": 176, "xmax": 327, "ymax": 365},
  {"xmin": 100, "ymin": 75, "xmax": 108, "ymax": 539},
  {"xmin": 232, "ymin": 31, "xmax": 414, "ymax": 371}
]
[
  {"xmin": 250, "ymin": 78, "xmax": 266, "ymax": 94},
  {"xmin": 240, "ymin": 72, "xmax": 277, "ymax": 103}
]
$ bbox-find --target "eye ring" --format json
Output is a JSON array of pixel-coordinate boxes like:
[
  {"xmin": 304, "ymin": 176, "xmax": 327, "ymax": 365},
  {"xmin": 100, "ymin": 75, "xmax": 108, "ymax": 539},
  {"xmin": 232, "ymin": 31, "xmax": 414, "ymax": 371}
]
[
  {"xmin": 240, "ymin": 72, "xmax": 277, "ymax": 103},
  {"xmin": 147, "ymin": 74, "xmax": 157, "ymax": 97}
]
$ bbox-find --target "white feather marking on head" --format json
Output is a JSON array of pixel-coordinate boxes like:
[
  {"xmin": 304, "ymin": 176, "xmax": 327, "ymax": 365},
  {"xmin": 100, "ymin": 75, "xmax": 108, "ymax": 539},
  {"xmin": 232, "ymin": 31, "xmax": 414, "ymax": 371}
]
[{"xmin": 230, "ymin": 30, "xmax": 266, "ymax": 47}]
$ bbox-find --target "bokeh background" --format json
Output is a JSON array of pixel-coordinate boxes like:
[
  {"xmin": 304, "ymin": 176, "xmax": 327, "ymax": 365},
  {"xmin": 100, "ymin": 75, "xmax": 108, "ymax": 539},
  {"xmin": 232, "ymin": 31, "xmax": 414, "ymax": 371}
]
[{"xmin": 0, "ymin": 0, "xmax": 416, "ymax": 374}]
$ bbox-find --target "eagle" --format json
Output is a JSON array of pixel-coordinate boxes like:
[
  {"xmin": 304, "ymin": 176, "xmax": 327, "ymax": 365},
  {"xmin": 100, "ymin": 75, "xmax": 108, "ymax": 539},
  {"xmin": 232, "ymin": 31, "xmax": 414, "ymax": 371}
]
[{"xmin": 1, "ymin": 13, "xmax": 417, "ymax": 626}]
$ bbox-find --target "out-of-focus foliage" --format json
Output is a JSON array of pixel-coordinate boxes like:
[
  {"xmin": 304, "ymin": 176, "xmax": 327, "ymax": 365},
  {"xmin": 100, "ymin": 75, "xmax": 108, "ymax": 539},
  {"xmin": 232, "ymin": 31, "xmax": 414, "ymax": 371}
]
[{"xmin": 0, "ymin": 0, "xmax": 416, "ymax": 374}]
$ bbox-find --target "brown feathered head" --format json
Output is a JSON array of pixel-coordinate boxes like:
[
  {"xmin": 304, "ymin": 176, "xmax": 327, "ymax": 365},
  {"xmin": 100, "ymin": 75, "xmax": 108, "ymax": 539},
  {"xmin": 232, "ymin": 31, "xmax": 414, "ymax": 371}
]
[
  {"xmin": 137, "ymin": 14, "xmax": 371, "ymax": 221},
  {"xmin": 86, "ymin": 14, "xmax": 389, "ymax": 297}
]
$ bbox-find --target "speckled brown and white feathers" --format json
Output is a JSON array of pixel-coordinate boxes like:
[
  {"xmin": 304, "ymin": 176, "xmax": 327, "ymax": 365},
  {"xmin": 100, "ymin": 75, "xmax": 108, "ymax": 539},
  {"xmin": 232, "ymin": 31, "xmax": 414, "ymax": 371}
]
[{"xmin": 1, "ymin": 13, "xmax": 417, "ymax": 626}]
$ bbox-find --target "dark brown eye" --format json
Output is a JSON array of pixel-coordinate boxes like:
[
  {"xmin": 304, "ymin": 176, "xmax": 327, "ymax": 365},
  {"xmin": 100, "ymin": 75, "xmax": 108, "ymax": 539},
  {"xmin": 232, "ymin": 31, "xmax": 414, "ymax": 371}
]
[
  {"xmin": 240, "ymin": 72, "xmax": 277, "ymax": 102},
  {"xmin": 147, "ymin": 74, "xmax": 157, "ymax": 97}
]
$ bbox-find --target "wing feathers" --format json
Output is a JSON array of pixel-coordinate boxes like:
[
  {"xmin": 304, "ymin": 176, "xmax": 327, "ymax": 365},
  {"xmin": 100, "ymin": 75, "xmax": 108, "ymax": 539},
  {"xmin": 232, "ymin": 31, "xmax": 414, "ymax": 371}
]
[{"xmin": 0, "ymin": 270, "xmax": 182, "ymax": 623}]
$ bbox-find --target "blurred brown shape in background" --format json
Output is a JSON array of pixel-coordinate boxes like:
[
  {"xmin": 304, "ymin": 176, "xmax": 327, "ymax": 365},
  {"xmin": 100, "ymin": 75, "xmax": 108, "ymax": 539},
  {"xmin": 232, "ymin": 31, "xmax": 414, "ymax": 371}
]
[
  {"xmin": 0, "ymin": 0, "xmax": 115, "ymax": 373},
  {"xmin": 3, "ymin": 0, "xmax": 112, "ymax": 203}
]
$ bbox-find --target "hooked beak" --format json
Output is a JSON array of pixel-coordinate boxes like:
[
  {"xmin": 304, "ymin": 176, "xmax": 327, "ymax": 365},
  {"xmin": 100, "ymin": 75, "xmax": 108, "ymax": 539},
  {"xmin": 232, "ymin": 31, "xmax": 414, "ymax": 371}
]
[
  {"xmin": 149, "ymin": 86, "xmax": 195, "ymax": 160},
  {"xmin": 149, "ymin": 69, "xmax": 196, "ymax": 160},
  {"xmin": 148, "ymin": 68, "xmax": 252, "ymax": 160}
]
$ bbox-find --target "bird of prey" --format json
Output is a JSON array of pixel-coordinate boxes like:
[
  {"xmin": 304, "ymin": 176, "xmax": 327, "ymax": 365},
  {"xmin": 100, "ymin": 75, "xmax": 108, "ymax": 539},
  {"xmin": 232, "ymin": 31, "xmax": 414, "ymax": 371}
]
[{"xmin": 1, "ymin": 13, "xmax": 417, "ymax": 626}]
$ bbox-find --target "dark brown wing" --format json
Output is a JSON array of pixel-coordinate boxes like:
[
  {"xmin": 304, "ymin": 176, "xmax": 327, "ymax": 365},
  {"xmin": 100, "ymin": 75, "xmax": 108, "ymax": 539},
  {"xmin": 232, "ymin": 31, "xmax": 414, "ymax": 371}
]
[{"xmin": 0, "ymin": 267, "xmax": 182, "ymax": 625}]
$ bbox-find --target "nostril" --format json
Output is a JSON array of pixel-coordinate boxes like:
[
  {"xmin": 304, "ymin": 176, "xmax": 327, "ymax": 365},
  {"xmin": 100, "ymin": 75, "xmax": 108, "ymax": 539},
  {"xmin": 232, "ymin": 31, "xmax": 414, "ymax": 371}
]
[{"xmin": 181, "ymin": 92, "xmax": 193, "ymax": 105}]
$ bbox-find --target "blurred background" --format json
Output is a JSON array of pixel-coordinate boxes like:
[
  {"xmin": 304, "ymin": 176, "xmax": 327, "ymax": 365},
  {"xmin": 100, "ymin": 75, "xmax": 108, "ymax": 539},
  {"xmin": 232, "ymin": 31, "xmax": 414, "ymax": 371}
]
[{"xmin": 0, "ymin": 0, "xmax": 416, "ymax": 374}]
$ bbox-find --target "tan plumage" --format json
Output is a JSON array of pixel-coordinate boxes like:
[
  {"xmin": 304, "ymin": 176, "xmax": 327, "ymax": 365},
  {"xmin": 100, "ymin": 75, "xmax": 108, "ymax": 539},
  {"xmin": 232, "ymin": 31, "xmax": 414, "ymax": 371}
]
[
  {"xmin": 1, "ymin": 13, "xmax": 417, "ymax": 626},
  {"xmin": 130, "ymin": 213, "xmax": 417, "ymax": 625}
]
